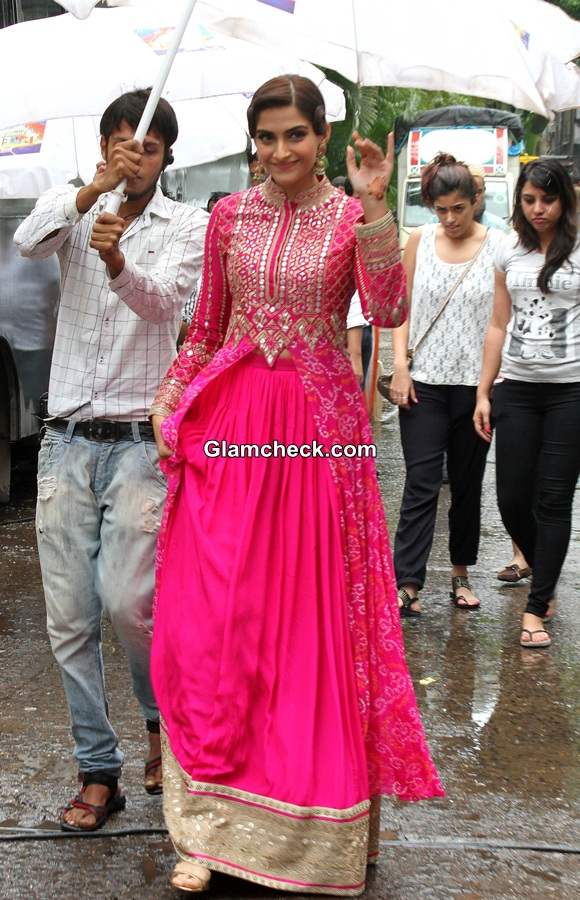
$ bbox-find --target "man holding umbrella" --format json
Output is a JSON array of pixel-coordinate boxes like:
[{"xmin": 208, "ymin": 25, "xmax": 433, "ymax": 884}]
[{"xmin": 15, "ymin": 89, "xmax": 207, "ymax": 831}]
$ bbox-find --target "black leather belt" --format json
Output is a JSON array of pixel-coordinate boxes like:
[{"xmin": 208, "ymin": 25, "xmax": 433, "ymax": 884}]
[{"xmin": 46, "ymin": 418, "xmax": 155, "ymax": 442}]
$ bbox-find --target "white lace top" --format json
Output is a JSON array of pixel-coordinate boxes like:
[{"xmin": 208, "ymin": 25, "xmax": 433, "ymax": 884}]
[{"xmin": 409, "ymin": 224, "xmax": 504, "ymax": 386}]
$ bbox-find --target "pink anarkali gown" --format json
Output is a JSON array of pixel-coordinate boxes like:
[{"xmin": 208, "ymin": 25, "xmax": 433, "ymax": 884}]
[{"xmin": 151, "ymin": 177, "xmax": 444, "ymax": 896}]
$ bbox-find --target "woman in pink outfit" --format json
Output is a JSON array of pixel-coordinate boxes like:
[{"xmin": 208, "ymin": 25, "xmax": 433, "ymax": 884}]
[{"xmin": 150, "ymin": 76, "xmax": 444, "ymax": 896}]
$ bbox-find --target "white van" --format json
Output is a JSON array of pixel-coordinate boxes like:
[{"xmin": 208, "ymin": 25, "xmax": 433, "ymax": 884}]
[{"xmin": 396, "ymin": 108, "xmax": 524, "ymax": 248}]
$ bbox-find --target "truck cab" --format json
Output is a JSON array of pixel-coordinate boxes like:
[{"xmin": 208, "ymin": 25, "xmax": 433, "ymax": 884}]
[{"xmin": 396, "ymin": 107, "xmax": 524, "ymax": 248}]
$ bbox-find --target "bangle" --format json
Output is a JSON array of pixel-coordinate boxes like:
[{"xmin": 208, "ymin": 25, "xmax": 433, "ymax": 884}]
[{"xmin": 149, "ymin": 405, "xmax": 172, "ymax": 419}]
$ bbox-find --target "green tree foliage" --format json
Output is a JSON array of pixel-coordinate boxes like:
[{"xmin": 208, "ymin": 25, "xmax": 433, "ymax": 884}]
[
  {"xmin": 324, "ymin": 74, "xmax": 502, "ymax": 204},
  {"xmin": 546, "ymin": 0, "xmax": 580, "ymax": 20},
  {"xmin": 325, "ymin": 0, "xmax": 580, "ymax": 191},
  {"xmin": 324, "ymin": 77, "xmax": 556, "ymax": 208}
]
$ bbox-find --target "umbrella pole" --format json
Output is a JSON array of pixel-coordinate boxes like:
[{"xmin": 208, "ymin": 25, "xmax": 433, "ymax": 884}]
[{"xmin": 104, "ymin": 0, "xmax": 198, "ymax": 214}]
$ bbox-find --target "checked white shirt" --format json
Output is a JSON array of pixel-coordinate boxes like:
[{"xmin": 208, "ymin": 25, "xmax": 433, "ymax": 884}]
[{"xmin": 14, "ymin": 184, "xmax": 208, "ymax": 420}]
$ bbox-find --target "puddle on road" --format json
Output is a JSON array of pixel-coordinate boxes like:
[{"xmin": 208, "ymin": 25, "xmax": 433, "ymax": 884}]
[{"xmin": 373, "ymin": 414, "xmax": 580, "ymax": 807}]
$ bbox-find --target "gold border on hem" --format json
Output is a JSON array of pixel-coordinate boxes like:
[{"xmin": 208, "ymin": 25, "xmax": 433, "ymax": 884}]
[
  {"xmin": 182, "ymin": 778, "xmax": 370, "ymax": 821},
  {"xmin": 174, "ymin": 849, "xmax": 366, "ymax": 897},
  {"xmin": 162, "ymin": 732, "xmax": 371, "ymax": 896}
]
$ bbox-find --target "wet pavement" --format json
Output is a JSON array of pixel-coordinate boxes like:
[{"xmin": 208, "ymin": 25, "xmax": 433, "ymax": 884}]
[{"xmin": 1, "ymin": 413, "xmax": 579, "ymax": 899}]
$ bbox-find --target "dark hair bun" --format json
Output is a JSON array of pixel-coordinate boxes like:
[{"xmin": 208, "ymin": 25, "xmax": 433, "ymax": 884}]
[
  {"xmin": 421, "ymin": 153, "xmax": 476, "ymax": 207},
  {"xmin": 313, "ymin": 104, "xmax": 326, "ymax": 134}
]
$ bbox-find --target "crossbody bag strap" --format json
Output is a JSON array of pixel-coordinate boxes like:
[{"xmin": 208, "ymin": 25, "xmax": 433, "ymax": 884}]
[{"xmin": 410, "ymin": 228, "xmax": 489, "ymax": 358}]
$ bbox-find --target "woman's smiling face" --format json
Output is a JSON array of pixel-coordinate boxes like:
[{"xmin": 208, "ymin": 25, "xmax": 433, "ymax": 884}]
[{"xmin": 254, "ymin": 104, "xmax": 329, "ymax": 198}]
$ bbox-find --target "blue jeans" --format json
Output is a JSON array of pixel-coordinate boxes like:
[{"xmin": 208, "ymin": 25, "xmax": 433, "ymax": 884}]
[{"xmin": 36, "ymin": 423, "xmax": 166, "ymax": 775}]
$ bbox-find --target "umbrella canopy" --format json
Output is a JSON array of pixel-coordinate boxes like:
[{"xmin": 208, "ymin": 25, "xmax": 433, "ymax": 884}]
[
  {"xmin": 0, "ymin": 5, "xmax": 344, "ymax": 198},
  {"xmin": 505, "ymin": 0, "xmax": 580, "ymax": 64},
  {"xmin": 0, "ymin": 118, "xmax": 100, "ymax": 199},
  {"xmin": 196, "ymin": 0, "xmax": 580, "ymax": 118},
  {"xmin": 0, "ymin": 7, "xmax": 345, "ymax": 130},
  {"xmin": 55, "ymin": 0, "xmax": 100, "ymax": 16},
  {"xmin": 0, "ymin": 89, "xmax": 346, "ymax": 200}
]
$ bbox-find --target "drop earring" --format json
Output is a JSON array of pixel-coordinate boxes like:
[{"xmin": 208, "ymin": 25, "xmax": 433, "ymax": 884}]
[
  {"xmin": 251, "ymin": 161, "xmax": 268, "ymax": 183},
  {"xmin": 314, "ymin": 144, "xmax": 328, "ymax": 176}
]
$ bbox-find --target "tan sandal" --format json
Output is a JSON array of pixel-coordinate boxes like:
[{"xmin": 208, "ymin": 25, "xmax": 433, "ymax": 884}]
[
  {"xmin": 497, "ymin": 563, "xmax": 532, "ymax": 583},
  {"xmin": 170, "ymin": 860, "xmax": 211, "ymax": 893},
  {"xmin": 520, "ymin": 628, "xmax": 551, "ymax": 649}
]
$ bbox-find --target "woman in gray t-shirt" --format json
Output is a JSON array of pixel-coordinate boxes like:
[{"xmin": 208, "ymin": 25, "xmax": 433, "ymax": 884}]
[{"xmin": 474, "ymin": 159, "xmax": 580, "ymax": 650}]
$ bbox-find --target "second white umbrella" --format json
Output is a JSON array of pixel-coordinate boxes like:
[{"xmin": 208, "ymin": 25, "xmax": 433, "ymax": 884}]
[
  {"xmin": 0, "ymin": 7, "xmax": 345, "ymax": 130},
  {"xmin": 0, "ymin": 91, "xmax": 345, "ymax": 199},
  {"xmin": 199, "ymin": 0, "xmax": 580, "ymax": 118}
]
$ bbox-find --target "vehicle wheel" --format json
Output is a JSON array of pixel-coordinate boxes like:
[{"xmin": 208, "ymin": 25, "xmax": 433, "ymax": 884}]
[{"xmin": 0, "ymin": 438, "xmax": 10, "ymax": 504}]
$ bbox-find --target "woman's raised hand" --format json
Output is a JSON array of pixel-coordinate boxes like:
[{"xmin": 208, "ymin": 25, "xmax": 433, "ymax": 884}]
[{"xmin": 346, "ymin": 131, "xmax": 395, "ymax": 200}]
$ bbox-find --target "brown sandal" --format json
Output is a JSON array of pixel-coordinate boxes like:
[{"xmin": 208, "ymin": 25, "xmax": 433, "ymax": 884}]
[
  {"xmin": 60, "ymin": 774, "xmax": 126, "ymax": 832},
  {"xmin": 520, "ymin": 628, "xmax": 551, "ymax": 649},
  {"xmin": 144, "ymin": 754, "xmax": 163, "ymax": 795},
  {"xmin": 497, "ymin": 564, "xmax": 532, "ymax": 583}
]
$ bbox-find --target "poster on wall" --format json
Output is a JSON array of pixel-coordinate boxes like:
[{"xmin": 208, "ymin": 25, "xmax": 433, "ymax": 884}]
[{"xmin": 0, "ymin": 122, "xmax": 46, "ymax": 157}]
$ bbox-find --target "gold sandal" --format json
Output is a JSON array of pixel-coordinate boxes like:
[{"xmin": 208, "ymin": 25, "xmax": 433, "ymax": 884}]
[
  {"xmin": 170, "ymin": 860, "xmax": 211, "ymax": 893},
  {"xmin": 449, "ymin": 576, "xmax": 481, "ymax": 610}
]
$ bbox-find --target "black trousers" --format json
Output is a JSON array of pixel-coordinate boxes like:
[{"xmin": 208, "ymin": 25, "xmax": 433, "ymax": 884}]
[
  {"xmin": 394, "ymin": 382, "xmax": 489, "ymax": 591},
  {"xmin": 493, "ymin": 379, "xmax": 580, "ymax": 618},
  {"xmin": 362, "ymin": 325, "xmax": 373, "ymax": 381}
]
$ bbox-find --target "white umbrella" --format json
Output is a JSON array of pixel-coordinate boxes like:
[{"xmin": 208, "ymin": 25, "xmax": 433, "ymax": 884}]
[
  {"xmin": 505, "ymin": 0, "xmax": 580, "ymax": 64},
  {"xmin": 0, "ymin": 118, "xmax": 100, "ymax": 199},
  {"xmin": 0, "ymin": 6, "xmax": 344, "ymax": 200},
  {"xmin": 55, "ymin": 0, "xmax": 100, "ymax": 16},
  {"xmin": 0, "ymin": 91, "xmax": 345, "ymax": 199},
  {"xmin": 196, "ymin": 0, "xmax": 580, "ymax": 118},
  {"xmin": 528, "ymin": 59, "xmax": 580, "ymax": 117},
  {"xmin": 0, "ymin": 8, "xmax": 344, "ymax": 130}
]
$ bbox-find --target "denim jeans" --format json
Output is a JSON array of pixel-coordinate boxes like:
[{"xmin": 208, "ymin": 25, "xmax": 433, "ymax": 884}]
[{"xmin": 36, "ymin": 423, "xmax": 166, "ymax": 775}]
